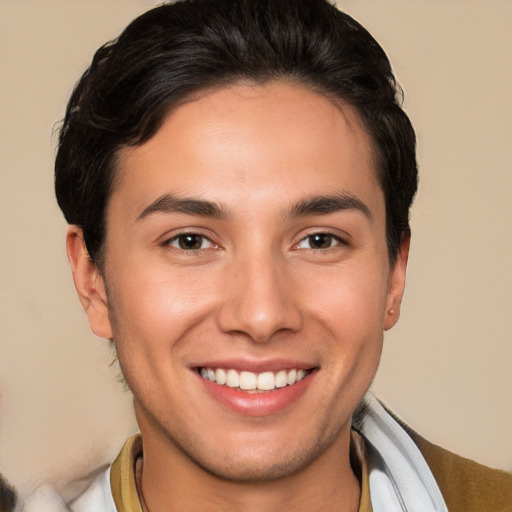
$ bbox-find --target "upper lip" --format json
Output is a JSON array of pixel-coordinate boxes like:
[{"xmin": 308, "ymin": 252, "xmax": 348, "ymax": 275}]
[{"xmin": 191, "ymin": 358, "xmax": 317, "ymax": 373}]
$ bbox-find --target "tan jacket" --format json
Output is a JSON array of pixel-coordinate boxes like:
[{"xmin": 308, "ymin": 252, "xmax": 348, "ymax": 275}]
[
  {"xmin": 408, "ymin": 427, "xmax": 512, "ymax": 512},
  {"xmin": 106, "ymin": 431, "xmax": 512, "ymax": 512}
]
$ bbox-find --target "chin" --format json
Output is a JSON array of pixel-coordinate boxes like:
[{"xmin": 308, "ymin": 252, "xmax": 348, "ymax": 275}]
[
  {"xmin": 186, "ymin": 423, "xmax": 343, "ymax": 483},
  {"xmin": 194, "ymin": 448, "xmax": 315, "ymax": 482}
]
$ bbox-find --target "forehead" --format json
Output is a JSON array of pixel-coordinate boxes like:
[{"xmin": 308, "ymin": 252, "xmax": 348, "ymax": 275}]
[{"xmin": 113, "ymin": 81, "xmax": 383, "ymax": 220}]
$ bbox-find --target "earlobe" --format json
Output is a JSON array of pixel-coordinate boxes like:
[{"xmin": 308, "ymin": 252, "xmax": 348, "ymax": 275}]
[
  {"xmin": 384, "ymin": 235, "xmax": 410, "ymax": 331},
  {"xmin": 66, "ymin": 226, "xmax": 113, "ymax": 339}
]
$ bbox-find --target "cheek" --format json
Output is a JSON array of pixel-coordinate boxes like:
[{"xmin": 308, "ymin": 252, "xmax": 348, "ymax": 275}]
[
  {"xmin": 305, "ymin": 263, "xmax": 389, "ymax": 331},
  {"xmin": 106, "ymin": 260, "xmax": 219, "ymax": 354}
]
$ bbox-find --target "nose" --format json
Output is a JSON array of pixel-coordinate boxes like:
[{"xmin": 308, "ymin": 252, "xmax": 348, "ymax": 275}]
[{"xmin": 217, "ymin": 252, "xmax": 303, "ymax": 342}]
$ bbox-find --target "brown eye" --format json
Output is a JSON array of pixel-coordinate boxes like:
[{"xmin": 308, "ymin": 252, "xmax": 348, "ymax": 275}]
[
  {"xmin": 168, "ymin": 234, "xmax": 213, "ymax": 250},
  {"xmin": 179, "ymin": 234, "xmax": 202, "ymax": 249},
  {"xmin": 308, "ymin": 234, "xmax": 334, "ymax": 249},
  {"xmin": 310, "ymin": 234, "xmax": 331, "ymax": 248},
  {"xmin": 296, "ymin": 233, "xmax": 345, "ymax": 250}
]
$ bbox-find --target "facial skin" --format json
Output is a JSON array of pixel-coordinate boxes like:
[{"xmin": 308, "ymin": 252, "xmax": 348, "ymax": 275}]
[{"xmin": 68, "ymin": 82, "xmax": 408, "ymax": 511}]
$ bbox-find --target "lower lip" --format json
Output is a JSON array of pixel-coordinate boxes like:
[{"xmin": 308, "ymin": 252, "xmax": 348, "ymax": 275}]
[{"xmin": 197, "ymin": 371, "xmax": 316, "ymax": 417}]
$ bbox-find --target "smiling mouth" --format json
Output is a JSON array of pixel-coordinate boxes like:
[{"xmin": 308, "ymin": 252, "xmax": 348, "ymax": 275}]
[{"xmin": 197, "ymin": 367, "xmax": 313, "ymax": 393}]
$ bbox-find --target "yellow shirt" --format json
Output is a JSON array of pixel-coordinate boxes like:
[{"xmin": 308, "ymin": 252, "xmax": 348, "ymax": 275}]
[
  {"xmin": 110, "ymin": 431, "xmax": 373, "ymax": 512},
  {"xmin": 109, "ymin": 430, "xmax": 512, "ymax": 512}
]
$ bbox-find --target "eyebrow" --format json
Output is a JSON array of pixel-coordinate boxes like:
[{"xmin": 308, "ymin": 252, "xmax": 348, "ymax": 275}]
[
  {"xmin": 136, "ymin": 192, "xmax": 371, "ymax": 222},
  {"xmin": 287, "ymin": 193, "xmax": 372, "ymax": 220},
  {"xmin": 136, "ymin": 194, "xmax": 228, "ymax": 221}
]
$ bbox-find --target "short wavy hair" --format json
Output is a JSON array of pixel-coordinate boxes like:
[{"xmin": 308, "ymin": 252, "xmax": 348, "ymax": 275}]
[{"xmin": 55, "ymin": 0, "xmax": 418, "ymax": 267}]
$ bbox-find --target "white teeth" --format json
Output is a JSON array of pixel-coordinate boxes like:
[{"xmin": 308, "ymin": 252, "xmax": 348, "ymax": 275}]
[
  {"xmin": 215, "ymin": 368, "xmax": 227, "ymax": 385},
  {"xmin": 199, "ymin": 367, "xmax": 310, "ymax": 391},
  {"xmin": 239, "ymin": 371, "xmax": 257, "ymax": 390},
  {"xmin": 287, "ymin": 369, "xmax": 297, "ymax": 385},
  {"xmin": 257, "ymin": 371, "xmax": 275, "ymax": 391},
  {"xmin": 226, "ymin": 369, "xmax": 240, "ymax": 388},
  {"xmin": 275, "ymin": 370, "xmax": 288, "ymax": 388}
]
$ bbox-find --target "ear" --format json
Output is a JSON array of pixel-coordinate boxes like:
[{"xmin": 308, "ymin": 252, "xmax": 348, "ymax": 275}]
[
  {"xmin": 384, "ymin": 234, "xmax": 410, "ymax": 331},
  {"xmin": 66, "ymin": 226, "xmax": 113, "ymax": 339}
]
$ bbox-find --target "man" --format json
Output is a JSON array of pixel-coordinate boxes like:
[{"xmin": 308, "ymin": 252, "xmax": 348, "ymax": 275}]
[{"xmin": 50, "ymin": 0, "xmax": 511, "ymax": 510}]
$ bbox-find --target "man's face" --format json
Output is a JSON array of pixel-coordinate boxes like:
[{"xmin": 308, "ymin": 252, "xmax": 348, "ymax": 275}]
[{"xmin": 77, "ymin": 81, "xmax": 407, "ymax": 480}]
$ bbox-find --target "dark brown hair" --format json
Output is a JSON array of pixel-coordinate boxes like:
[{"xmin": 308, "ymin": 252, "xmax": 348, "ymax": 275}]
[{"xmin": 55, "ymin": 0, "xmax": 417, "ymax": 266}]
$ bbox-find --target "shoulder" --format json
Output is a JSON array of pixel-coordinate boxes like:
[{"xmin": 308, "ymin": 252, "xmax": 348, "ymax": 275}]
[
  {"xmin": 68, "ymin": 434, "xmax": 142, "ymax": 512},
  {"xmin": 403, "ymin": 423, "xmax": 512, "ymax": 512},
  {"xmin": 66, "ymin": 465, "xmax": 116, "ymax": 512}
]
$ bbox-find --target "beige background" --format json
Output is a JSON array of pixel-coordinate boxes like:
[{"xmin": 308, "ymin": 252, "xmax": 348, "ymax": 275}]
[{"xmin": 1, "ymin": 0, "xmax": 511, "ymax": 497}]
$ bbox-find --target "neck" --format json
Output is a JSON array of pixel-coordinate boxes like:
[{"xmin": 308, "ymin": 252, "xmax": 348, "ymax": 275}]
[{"xmin": 136, "ymin": 418, "xmax": 360, "ymax": 512}]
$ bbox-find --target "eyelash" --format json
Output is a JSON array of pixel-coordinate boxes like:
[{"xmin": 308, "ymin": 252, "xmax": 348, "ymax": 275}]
[
  {"xmin": 294, "ymin": 232, "xmax": 348, "ymax": 251},
  {"xmin": 164, "ymin": 233, "xmax": 217, "ymax": 251},
  {"xmin": 163, "ymin": 231, "xmax": 348, "ymax": 252}
]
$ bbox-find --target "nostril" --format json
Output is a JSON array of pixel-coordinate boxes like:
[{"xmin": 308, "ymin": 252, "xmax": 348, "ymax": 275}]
[{"xmin": 216, "ymin": 293, "xmax": 303, "ymax": 342}]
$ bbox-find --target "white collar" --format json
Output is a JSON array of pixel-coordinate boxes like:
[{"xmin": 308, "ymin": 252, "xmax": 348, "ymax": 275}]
[
  {"xmin": 36, "ymin": 394, "xmax": 448, "ymax": 512},
  {"xmin": 354, "ymin": 393, "xmax": 448, "ymax": 512}
]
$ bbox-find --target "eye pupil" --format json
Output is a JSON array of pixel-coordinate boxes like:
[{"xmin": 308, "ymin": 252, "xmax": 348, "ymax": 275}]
[
  {"xmin": 179, "ymin": 234, "xmax": 202, "ymax": 250},
  {"xmin": 310, "ymin": 234, "xmax": 332, "ymax": 249}
]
